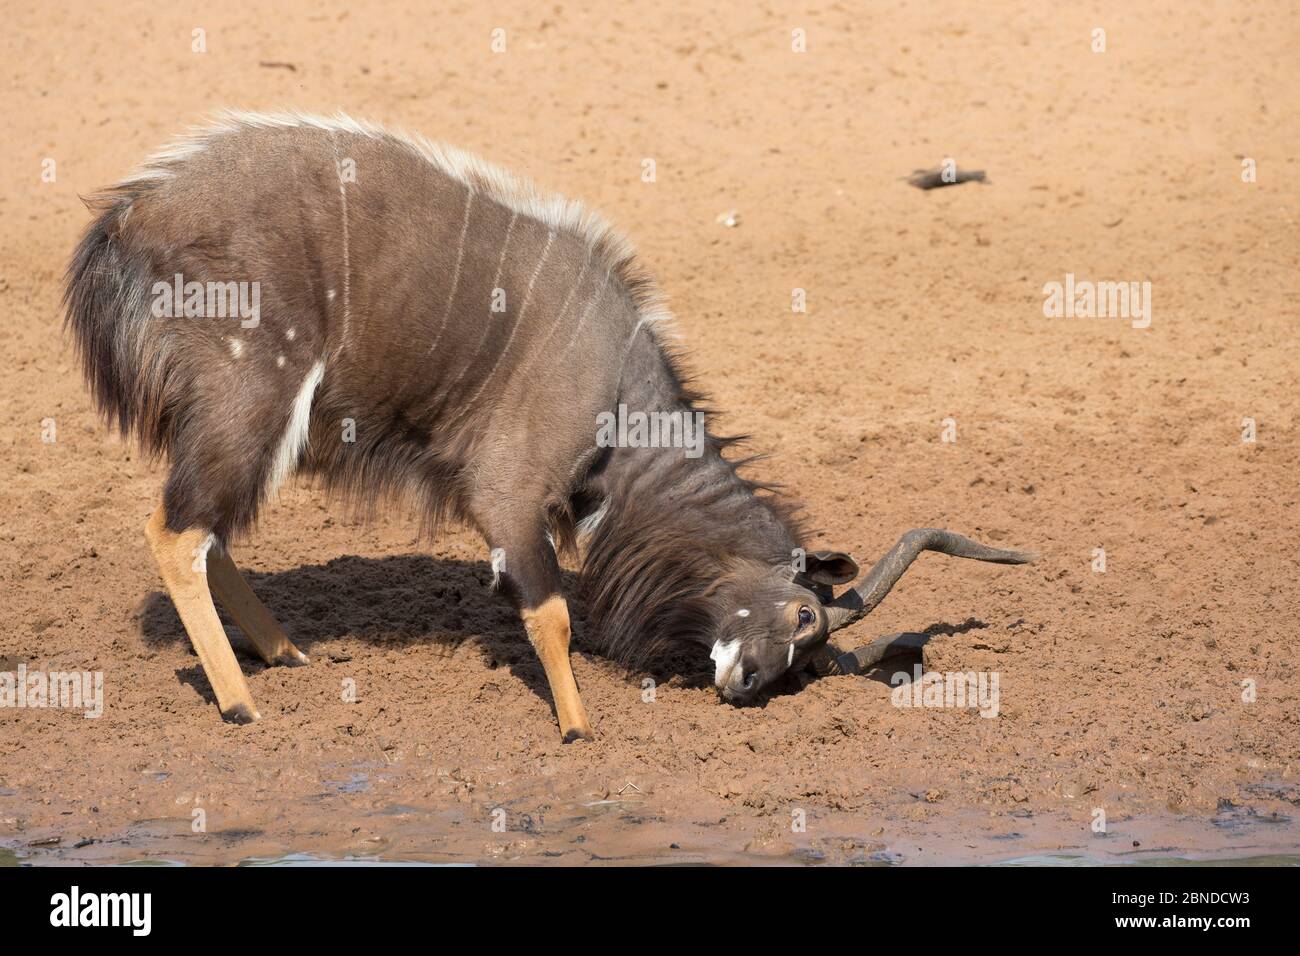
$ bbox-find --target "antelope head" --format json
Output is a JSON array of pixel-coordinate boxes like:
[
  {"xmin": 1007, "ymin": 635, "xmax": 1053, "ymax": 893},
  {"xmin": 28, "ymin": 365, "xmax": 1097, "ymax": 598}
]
[{"xmin": 707, "ymin": 529, "xmax": 1034, "ymax": 703}]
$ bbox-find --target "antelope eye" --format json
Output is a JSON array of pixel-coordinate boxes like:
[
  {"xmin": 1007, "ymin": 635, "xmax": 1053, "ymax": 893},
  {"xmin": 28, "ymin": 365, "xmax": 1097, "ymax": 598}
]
[{"xmin": 797, "ymin": 605, "xmax": 815, "ymax": 629}]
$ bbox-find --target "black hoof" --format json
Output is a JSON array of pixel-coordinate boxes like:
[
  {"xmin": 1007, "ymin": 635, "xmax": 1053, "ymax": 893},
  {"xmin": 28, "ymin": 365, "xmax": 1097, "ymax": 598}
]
[{"xmin": 221, "ymin": 703, "xmax": 261, "ymax": 725}]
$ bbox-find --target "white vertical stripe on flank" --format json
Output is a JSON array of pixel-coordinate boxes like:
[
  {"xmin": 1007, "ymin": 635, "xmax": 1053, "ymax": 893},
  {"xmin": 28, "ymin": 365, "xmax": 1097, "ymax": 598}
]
[
  {"xmin": 457, "ymin": 229, "xmax": 556, "ymax": 411},
  {"xmin": 266, "ymin": 361, "xmax": 325, "ymax": 498},
  {"xmin": 328, "ymin": 133, "xmax": 352, "ymax": 356},
  {"xmin": 563, "ymin": 268, "xmax": 612, "ymax": 352},
  {"xmin": 519, "ymin": 230, "xmax": 556, "ymax": 319},
  {"xmin": 428, "ymin": 187, "xmax": 475, "ymax": 355},
  {"xmin": 442, "ymin": 211, "xmax": 519, "ymax": 396},
  {"xmin": 489, "ymin": 212, "xmax": 519, "ymax": 314},
  {"xmin": 551, "ymin": 259, "xmax": 589, "ymax": 336},
  {"xmin": 510, "ymin": 257, "xmax": 590, "ymax": 385}
]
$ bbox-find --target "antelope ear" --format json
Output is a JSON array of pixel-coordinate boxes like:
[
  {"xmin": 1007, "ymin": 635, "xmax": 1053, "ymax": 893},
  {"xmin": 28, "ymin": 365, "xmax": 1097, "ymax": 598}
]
[{"xmin": 803, "ymin": 551, "xmax": 859, "ymax": 586}]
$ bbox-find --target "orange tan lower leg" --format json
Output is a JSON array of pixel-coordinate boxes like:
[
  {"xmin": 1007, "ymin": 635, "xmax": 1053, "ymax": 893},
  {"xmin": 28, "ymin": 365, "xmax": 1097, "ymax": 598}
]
[
  {"xmin": 207, "ymin": 548, "xmax": 309, "ymax": 667},
  {"xmin": 521, "ymin": 596, "xmax": 593, "ymax": 742},
  {"xmin": 144, "ymin": 507, "xmax": 260, "ymax": 723}
]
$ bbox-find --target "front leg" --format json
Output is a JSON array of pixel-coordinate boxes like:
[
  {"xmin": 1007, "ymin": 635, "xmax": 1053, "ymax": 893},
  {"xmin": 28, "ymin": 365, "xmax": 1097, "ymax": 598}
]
[
  {"xmin": 521, "ymin": 594, "xmax": 593, "ymax": 743},
  {"xmin": 476, "ymin": 511, "xmax": 593, "ymax": 743}
]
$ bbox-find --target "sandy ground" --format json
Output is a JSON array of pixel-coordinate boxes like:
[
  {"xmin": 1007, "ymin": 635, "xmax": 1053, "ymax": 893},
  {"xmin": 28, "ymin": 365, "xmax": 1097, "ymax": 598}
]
[{"xmin": 1, "ymin": 0, "xmax": 1298, "ymax": 865}]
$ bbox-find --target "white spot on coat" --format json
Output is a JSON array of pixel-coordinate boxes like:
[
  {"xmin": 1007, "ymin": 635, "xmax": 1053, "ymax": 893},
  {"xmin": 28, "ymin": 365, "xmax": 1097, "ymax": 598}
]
[
  {"xmin": 285, "ymin": 327, "xmax": 297, "ymax": 341},
  {"xmin": 229, "ymin": 339, "xmax": 243, "ymax": 359},
  {"xmin": 276, "ymin": 354, "xmax": 286, "ymax": 368},
  {"xmin": 736, "ymin": 608, "xmax": 750, "ymax": 617}
]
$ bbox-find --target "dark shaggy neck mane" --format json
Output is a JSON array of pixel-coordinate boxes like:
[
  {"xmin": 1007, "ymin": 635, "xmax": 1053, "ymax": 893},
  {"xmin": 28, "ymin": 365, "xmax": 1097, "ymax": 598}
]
[{"xmin": 577, "ymin": 353, "xmax": 805, "ymax": 667}]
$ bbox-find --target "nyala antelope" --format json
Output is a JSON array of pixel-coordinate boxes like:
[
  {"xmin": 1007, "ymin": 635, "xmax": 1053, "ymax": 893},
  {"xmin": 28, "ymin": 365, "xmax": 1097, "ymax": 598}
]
[{"xmin": 66, "ymin": 112, "xmax": 1031, "ymax": 742}]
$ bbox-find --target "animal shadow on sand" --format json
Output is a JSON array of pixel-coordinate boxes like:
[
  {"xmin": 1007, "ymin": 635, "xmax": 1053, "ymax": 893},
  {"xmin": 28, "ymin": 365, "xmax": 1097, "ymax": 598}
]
[
  {"xmin": 758, "ymin": 617, "xmax": 994, "ymax": 703},
  {"xmin": 857, "ymin": 618, "xmax": 992, "ymax": 684},
  {"xmin": 139, "ymin": 554, "xmax": 989, "ymax": 712},
  {"xmin": 138, "ymin": 553, "xmax": 714, "ymax": 710}
]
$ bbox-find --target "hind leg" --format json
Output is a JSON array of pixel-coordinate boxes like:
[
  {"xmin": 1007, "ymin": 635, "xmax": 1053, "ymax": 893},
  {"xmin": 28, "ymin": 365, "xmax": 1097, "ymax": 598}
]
[
  {"xmin": 144, "ymin": 347, "xmax": 319, "ymax": 716},
  {"xmin": 207, "ymin": 548, "xmax": 309, "ymax": 667},
  {"xmin": 145, "ymin": 506, "xmax": 260, "ymax": 723}
]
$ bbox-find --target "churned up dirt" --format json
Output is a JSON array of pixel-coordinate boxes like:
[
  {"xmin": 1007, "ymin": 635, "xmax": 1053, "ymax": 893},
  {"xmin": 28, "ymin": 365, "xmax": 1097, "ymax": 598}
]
[{"xmin": 1, "ymin": 1, "xmax": 1297, "ymax": 865}]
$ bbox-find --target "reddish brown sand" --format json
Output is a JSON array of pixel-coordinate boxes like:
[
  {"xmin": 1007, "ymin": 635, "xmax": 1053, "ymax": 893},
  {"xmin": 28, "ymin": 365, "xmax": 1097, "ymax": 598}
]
[{"xmin": 1, "ymin": 1, "xmax": 1297, "ymax": 865}]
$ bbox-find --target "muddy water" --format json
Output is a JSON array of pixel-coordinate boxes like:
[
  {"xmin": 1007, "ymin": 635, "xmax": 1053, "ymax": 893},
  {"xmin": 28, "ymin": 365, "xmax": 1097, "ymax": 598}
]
[{"xmin": 5, "ymin": 773, "xmax": 1297, "ymax": 867}]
